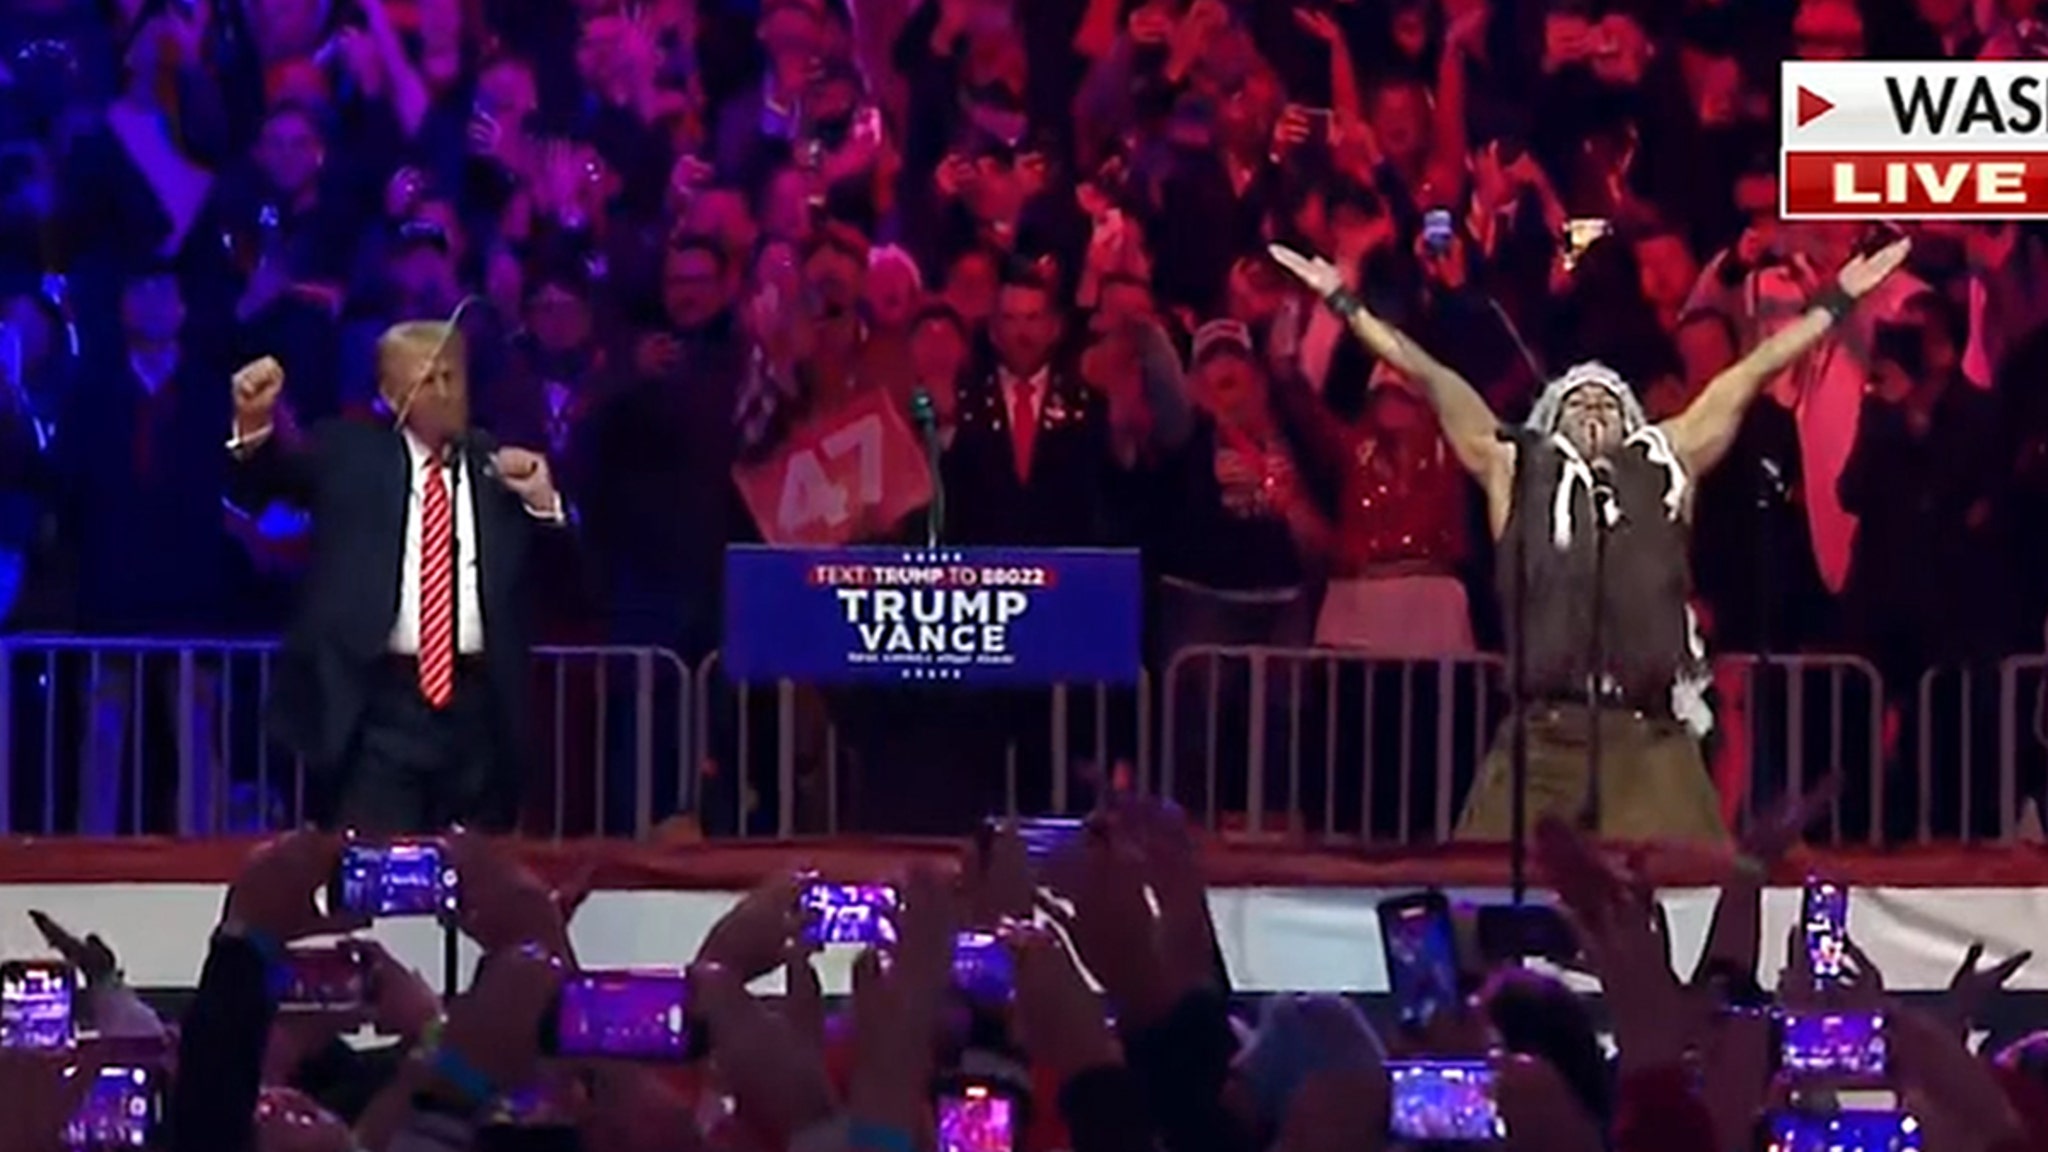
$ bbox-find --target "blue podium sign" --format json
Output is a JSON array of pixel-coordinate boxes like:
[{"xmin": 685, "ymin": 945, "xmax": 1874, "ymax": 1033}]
[{"xmin": 722, "ymin": 546, "xmax": 1143, "ymax": 685}]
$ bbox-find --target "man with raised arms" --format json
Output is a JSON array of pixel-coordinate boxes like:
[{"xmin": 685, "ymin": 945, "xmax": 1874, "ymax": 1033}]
[{"xmin": 1268, "ymin": 237, "xmax": 1910, "ymax": 841}]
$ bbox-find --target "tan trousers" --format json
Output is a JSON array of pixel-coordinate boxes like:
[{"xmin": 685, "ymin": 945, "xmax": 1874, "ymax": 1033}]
[{"xmin": 1456, "ymin": 704, "xmax": 1730, "ymax": 843}]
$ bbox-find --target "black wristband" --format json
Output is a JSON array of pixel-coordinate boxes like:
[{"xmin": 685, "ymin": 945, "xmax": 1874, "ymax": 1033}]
[
  {"xmin": 1323, "ymin": 288, "xmax": 1364, "ymax": 318},
  {"xmin": 1810, "ymin": 284, "xmax": 1854, "ymax": 322}
]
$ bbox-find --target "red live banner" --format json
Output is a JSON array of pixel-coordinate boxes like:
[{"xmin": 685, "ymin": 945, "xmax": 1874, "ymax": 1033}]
[
  {"xmin": 732, "ymin": 388, "xmax": 935, "ymax": 547},
  {"xmin": 1783, "ymin": 151, "xmax": 2048, "ymax": 218}
]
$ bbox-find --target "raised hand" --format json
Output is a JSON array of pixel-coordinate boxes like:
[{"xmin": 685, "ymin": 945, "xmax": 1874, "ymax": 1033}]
[
  {"xmin": 0, "ymin": 1048, "xmax": 103, "ymax": 1152},
  {"xmin": 1944, "ymin": 941, "xmax": 2033, "ymax": 1040},
  {"xmin": 1837, "ymin": 237, "xmax": 1911, "ymax": 299},
  {"xmin": 691, "ymin": 960, "xmax": 837, "ymax": 1138},
  {"xmin": 490, "ymin": 447, "xmax": 559, "ymax": 514},
  {"xmin": 446, "ymin": 833, "xmax": 574, "ymax": 961},
  {"xmin": 1004, "ymin": 924, "xmax": 1121, "ymax": 1083},
  {"xmin": 221, "ymin": 831, "xmax": 368, "ymax": 943},
  {"xmin": 28, "ymin": 911, "xmax": 119, "ymax": 987},
  {"xmin": 1267, "ymin": 244, "xmax": 1345, "ymax": 300},
  {"xmin": 231, "ymin": 356, "xmax": 286, "ymax": 441},
  {"xmin": 694, "ymin": 870, "xmax": 806, "ymax": 983}
]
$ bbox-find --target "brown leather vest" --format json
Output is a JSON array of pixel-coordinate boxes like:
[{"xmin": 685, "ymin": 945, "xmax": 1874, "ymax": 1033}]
[{"xmin": 1496, "ymin": 432, "xmax": 1703, "ymax": 715}]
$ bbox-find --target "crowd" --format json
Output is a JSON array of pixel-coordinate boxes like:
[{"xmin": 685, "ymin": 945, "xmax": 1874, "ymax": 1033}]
[
  {"xmin": 5, "ymin": 0, "xmax": 2048, "ymax": 836},
  {"xmin": 5, "ymin": 800, "xmax": 2048, "ymax": 1152}
]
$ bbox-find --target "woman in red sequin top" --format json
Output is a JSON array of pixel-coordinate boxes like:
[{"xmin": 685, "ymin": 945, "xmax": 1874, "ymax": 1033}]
[{"xmin": 1273, "ymin": 363, "xmax": 1477, "ymax": 652}]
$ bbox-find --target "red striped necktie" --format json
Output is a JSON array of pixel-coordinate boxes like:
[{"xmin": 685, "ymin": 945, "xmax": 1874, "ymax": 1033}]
[{"xmin": 418, "ymin": 453, "xmax": 455, "ymax": 709}]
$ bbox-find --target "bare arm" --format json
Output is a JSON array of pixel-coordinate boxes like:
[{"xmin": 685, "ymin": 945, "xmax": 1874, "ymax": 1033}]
[
  {"xmin": 1342, "ymin": 305, "xmax": 1508, "ymax": 478},
  {"xmin": 1663, "ymin": 239, "xmax": 1913, "ymax": 478},
  {"xmin": 1661, "ymin": 305, "xmax": 1830, "ymax": 479}
]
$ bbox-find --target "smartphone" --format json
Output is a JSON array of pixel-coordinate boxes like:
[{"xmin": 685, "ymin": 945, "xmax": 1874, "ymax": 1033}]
[
  {"xmin": 1422, "ymin": 208, "xmax": 1456, "ymax": 256},
  {"xmin": 1801, "ymin": 879, "xmax": 1848, "ymax": 984},
  {"xmin": 330, "ymin": 841, "xmax": 459, "ymax": 918},
  {"xmin": 1011, "ymin": 817, "xmax": 1085, "ymax": 864},
  {"xmin": 1777, "ymin": 1010, "xmax": 1888, "ymax": 1079},
  {"xmin": 1475, "ymin": 903, "xmax": 1579, "ymax": 965},
  {"xmin": 279, "ymin": 943, "xmax": 369, "ymax": 1014},
  {"xmin": 1760, "ymin": 1109, "xmax": 1921, "ymax": 1151},
  {"xmin": 801, "ymin": 883, "xmax": 900, "ymax": 947},
  {"xmin": 953, "ymin": 931, "xmax": 1014, "ymax": 1003},
  {"xmin": 936, "ymin": 1083, "xmax": 1017, "ymax": 1152},
  {"xmin": 63, "ymin": 1065, "xmax": 165, "ymax": 1151},
  {"xmin": 541, "ymin": 970, "xmax": 691, "ymax": 1062},
  {"xmin": 1299, "ymin": 106, "xmax": 1333, "ymax": 136},
  {"xmin": 1, "ymin": 961, "xmax": 77, "ymax": 1051},
  {"xmin": 67, "ymin": 1065, "xmax": 166, "ymax": 1149},
  {"xmin": 1561, "ymin": 217, "xmax": 1610, "ymax": 271},
  {"xmin": 1377, "ymin": 891, "xmax": 1460, "ymax": 1029},
  {"xmin": 1386, "ymin": 1059, "xmax": 1504, "ymax": 1143}
]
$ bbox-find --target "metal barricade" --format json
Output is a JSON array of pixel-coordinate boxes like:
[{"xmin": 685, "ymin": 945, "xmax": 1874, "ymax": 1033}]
[
  {"xmin": 0, "ymin": 636, "xmax": 689, "ymax": 839},
  {"xmin": 1999, "ymin": 655, "xmax": 2048, "ymax": 840},
  {"xmin": 1158, "ymin": 647, "xmax": 1506, "ymax": 844},
  {"xmin": 1158, "ymin": 647, "xmax": 1886, "ymax": 846},
  {"xmin": 1911, "ymin": 664, "xmax": 2014, "ymax": 843},
  {"xmin": 1715, "ymin": 654, "xmax": 1884, "ymax": 845},
  {"xmin": 694, "ymin": 649, "xmax": 1150, "ymax": 837}
]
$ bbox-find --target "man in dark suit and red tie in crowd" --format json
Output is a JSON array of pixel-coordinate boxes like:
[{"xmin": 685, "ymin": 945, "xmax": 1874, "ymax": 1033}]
[{"xmin": 227, "ymin": 313, "xmax": 569, "ymax": 833}]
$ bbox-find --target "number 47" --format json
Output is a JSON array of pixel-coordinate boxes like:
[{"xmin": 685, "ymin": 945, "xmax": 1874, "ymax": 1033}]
[{"xmin": 777, "ymin": 414, "xmax": 886, "ymax": 535}]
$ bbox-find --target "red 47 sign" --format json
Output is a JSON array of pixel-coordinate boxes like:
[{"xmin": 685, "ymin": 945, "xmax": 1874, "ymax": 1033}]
[{"xmin": 732, "ymin": 388, "xmax": 935, "ymax": 546}]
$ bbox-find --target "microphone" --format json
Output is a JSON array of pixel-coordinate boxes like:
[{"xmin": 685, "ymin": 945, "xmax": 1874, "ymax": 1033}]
[
  {"xmin": 1589, "ymin": 458, "xmax": 1617, "ymax": 490},
  {"xmin": 909, "ymin": 387, "xmax": 938, "ymax": 432}
]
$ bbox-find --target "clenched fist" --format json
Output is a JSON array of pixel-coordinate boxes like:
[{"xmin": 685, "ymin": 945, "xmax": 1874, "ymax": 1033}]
[{"xmin": 232, "ymin": 356, "xmax": 286, "ymax": 442}]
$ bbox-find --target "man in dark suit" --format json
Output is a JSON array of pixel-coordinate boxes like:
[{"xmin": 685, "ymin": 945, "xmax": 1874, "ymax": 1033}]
[
  {"xmin": 227, "ymin": 316, "xmax": 568, "ymax": 833},
  {"xmin": 944, "ymin": 265, "xmax": 1116, "ymax": 547}
]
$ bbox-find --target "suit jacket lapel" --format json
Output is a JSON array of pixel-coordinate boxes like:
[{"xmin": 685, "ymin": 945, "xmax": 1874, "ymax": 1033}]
[{"xmin": 463, "ymin": 438, "xmax": 494, "ymax": 626}]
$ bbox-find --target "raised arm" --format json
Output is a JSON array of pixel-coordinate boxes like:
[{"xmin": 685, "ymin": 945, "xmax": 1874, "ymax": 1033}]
[
  {"xmin": 1268, "ymin": 244, "xmax": 1508, "ymax": 480},
  {"xmin": 1662, "ymin": 238, "xmax": 1912, "ymax": 479},
  {"xmin": 226, "ymin": 356, "xmax": 316, "ymax": 507}
]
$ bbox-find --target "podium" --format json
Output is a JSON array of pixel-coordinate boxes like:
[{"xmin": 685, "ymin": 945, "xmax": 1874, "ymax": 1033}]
[{"xmin": 721, "ymin": 545, "xmax": 1143, "ymax": 685}]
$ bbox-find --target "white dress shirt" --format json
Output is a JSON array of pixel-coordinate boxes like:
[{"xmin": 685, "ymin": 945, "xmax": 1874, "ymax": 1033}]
[{"xmin": 389, "ymin": 429, "xmax": 485, "ymax": 656}]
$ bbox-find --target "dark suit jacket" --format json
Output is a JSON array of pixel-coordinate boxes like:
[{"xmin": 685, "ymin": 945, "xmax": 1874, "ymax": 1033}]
[
  {"xmin": 233, "ymin": 420, "xmax": 560, "ymax": 812},
  {"xmin": 943, "ymin": 364, "xmax": 1118, "ymax": 547}
]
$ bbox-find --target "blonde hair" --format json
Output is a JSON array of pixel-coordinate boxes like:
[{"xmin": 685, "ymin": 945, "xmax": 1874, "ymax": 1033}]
[{"xmin": 377, "ymin": 318, "xmax": 467, "ymax": 417}]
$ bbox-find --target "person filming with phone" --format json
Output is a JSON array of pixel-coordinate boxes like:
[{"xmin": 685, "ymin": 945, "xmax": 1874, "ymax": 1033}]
[{"xmin": 226, "ymin": 312, "xmax": 571, "ymax": 835}]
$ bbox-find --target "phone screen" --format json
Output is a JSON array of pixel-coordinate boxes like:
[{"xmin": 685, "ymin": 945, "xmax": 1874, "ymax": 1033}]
[
  {"xmin": 331, "ymin": 841, "xmax": 459, "ymax": 918},
  {"xmin": 2, "ymin": 961, "xmax": 77, "ymax": 1051},
  {"xmin": 1802, "ymin": 880, "xmax": 1848, "ymax": 983},
  {"xmin": 1761, "ymin": 1109, "xmax": 1921, "ymax": 1152},
  {"xmin": 1377, "ymin": 892, "xmax": 1459, "ymax": 1029},
  {"xmin": 1562, "ymin": 217, "xmax": 1610, "ymax": 270},
  {"xmin": 952, "ymin": 931, "xmax": 1014, "ymax": 1003},
  {"xmin": 802, "ymin": 884, "xmax": 900, "ymax": 947},
  {"xmin": 64, "ymin": 1065, "xmax": 163, "ymax": 1150},
  {"xmin": 1422, "ymin": 208, "xmax": 1455, "ymax": 254},
  {"xmin": 1386, "ymin": 1060, "xmax": 1503, "ymax": 1143},
  {"xmin": 279, "ymin": 945, "xmax": 368, "ymax": 1014},
  {"xmin": 547, "ymin": 970, "xmax": 691, "ymax": 1061},
  {"xmin": 937, "ymin": 1086, "xmax": 1015, "ymax": 1152},
  {"xmin": 1011, "ymin": 817, "xmax": 1085, "ymax": 864},
  {"xmin": 1778, "ymin": 1011, "xmax": 1888, "ymax": 1078}
]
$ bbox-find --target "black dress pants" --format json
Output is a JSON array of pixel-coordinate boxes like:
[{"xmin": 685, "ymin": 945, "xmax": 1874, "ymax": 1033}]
[{"xmin": 334, "ymin": 657, "xmax": 502, "ymax": 834}]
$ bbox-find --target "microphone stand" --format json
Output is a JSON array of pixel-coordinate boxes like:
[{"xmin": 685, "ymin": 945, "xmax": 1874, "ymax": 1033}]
[
  {"xmin": 1581, "ymin": 476, "xmax": 1614, "ymax": 833},
  {"xmin": 1753, "ymin": 460, "xmax": 1786, "ymax": 820},
  {"xmin": 1497, "ymin": 427, "xmax": 1535, "ymax": 903},
  {"xmin": 911, "ymin": 389, "xmax": 944, "ymax": 548}
]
